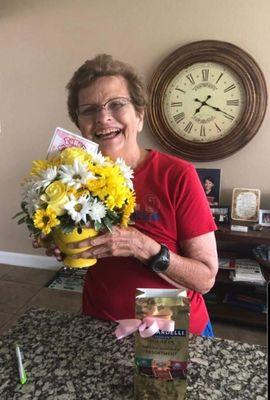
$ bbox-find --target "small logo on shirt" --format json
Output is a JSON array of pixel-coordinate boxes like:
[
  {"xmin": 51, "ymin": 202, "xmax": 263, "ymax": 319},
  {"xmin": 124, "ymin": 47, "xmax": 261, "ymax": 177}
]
[{"xmin": 133, "ymin": 194, "xmax": 161, "ymax": 222}]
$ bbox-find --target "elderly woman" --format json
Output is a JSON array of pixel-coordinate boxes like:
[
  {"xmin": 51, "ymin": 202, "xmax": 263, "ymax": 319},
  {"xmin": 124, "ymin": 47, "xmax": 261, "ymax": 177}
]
[{"xmin": 55, "ymin": 54, "xmax": 218, "ymax": 336}]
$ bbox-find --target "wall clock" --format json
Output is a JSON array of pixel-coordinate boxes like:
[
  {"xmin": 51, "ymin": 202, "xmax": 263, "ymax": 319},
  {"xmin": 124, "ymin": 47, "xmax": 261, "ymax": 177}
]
[{"xmin": 147, "ymin": 40, "xmax": 267, "ymax": 161}]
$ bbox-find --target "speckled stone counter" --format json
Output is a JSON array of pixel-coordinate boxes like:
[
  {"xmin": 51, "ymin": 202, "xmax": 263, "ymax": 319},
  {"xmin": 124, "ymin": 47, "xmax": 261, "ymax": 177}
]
[{"xmin": 0, "ymin": 308, "xmax": 267, "ymax": 399}]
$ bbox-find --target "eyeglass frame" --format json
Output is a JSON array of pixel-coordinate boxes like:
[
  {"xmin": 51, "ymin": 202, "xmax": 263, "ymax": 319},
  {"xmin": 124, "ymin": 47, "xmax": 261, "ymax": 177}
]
[{"xmin": 76, "ymin": 96, "xmax": 133, "ymax": 121}]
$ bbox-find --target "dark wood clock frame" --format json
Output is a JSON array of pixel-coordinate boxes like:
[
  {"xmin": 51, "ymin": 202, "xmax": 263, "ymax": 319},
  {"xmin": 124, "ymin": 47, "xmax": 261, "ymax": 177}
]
[{"xmin": 147, "ymin": 40, "xmax": 267, "ymax": 161}]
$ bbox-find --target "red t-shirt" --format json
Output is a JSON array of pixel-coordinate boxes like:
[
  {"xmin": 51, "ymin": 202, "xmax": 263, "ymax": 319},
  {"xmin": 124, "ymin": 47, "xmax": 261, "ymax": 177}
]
[{"xmin": 83, "ymin": 150, "xmax": 216, "ymax": 335}]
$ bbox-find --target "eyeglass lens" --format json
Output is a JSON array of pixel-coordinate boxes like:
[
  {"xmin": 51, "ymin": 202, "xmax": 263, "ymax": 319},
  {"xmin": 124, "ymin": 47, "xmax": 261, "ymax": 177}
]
[{"xmin": 78, "ymin": 97, "xmax": 131, "ymax": 120}]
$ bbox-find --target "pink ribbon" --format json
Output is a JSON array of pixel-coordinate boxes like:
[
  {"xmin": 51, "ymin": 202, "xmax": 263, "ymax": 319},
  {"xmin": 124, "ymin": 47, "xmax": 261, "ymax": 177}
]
[{"xmin": 115, "ymin": 317, "xmax": 175, "ymax": 339}]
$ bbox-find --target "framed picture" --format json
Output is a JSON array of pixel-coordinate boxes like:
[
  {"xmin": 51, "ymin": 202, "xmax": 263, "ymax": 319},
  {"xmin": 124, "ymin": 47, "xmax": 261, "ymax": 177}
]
[
  {"xmin": 259, "ymin": 209, "xmax": 270, "ymax": 227},
  {"xmin": 211, "ymin": 206, "xmax": 230, "ymax": 225},
  {"xmin": 196, "ymin": 168, "xmax": 221, "ymax": 206},
  {"xmin": 231, "ymin": 188, "xmax": 261, "ymax": 222}
]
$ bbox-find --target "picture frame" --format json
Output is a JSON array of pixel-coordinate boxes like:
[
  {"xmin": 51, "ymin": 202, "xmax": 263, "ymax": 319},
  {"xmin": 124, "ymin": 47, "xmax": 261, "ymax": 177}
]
[
  {"xmin": 231, "ymin": 188, "xmax": 261, "ymax": 222},
  {"xmin": 196, "ymin": 168, "xmax": 221, "ymax": 206},
  {"xmin": 211, "ymin": 206, "xmax": 230, "ymax": 225},
  {"xmin": 259, "ymin": 209, "xmax": 270, "ymax": 227}
]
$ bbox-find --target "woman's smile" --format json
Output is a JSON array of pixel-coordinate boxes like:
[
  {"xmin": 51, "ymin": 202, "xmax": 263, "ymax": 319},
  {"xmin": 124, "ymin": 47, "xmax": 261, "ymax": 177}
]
[{"xmin": 77, "ymin": 75, "xmax": 144, "ymax": 164}]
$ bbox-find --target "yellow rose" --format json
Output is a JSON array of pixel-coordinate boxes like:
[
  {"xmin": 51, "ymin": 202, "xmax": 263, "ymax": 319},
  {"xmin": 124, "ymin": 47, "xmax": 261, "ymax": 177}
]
[
  {"xmin": 44, "ymin": 181, "xmax": 68, "ymax": 216},
  {"xmin": 60, "ymin": 147, "xmax": 90, "ymax": 165}
]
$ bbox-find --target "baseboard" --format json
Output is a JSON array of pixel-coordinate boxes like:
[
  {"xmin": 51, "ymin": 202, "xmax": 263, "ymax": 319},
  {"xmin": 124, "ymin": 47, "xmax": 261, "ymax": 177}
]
[{"xmin": 0, "ymin": 251, "xmax": 61, "ymax": 270}]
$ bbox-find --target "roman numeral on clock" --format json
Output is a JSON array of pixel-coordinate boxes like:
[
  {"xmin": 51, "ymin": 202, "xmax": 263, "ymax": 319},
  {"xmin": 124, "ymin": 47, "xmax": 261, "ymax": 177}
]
[
  {"xmin": 215, "ymin": 123, "xmax": 221, "ymax": 132},
  {"xmin": 216, "ymin": 73, "xmax": 223, "ymax": 84},
  {"xmin": 186, "ymin": 73, "xmax": 195, "ymax": 85},
  {"xmin": 224, "ymin": 113, "xmax": 234, "ymax": 121},
  {"xmin": 200, "ymin": 125, "xmax": 206, "ymax": 136},
  {"xmin": 226, "ymin": 99, "xmax": 239, "ymax": 106},
  {"xmin": 184, "ymin": 121, "xmax": 193, "ymax": 133},
  {"xmin": 171, "ymin": 102, "xmax": 183, "ymax": 107},
  {"xmin": 202, "ymin": 69, "xmax": 209, "ymax": 81},
  {"xmin": 175, "ymin": 87, "xmax": 186, "ymax": 93},
  {"xmin": 224, "ymin": 84, "xmax": 236, "ymax": 93},
  {"xmin": 173, "ymin": 112, "xmax": 185, "ymax": 123}
]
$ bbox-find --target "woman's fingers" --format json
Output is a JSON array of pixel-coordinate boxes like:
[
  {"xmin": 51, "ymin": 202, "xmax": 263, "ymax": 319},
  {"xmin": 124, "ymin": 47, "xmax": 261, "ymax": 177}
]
[{"xmin": 31, "ymin": 235, "xmax": 64, "ymax": 261}]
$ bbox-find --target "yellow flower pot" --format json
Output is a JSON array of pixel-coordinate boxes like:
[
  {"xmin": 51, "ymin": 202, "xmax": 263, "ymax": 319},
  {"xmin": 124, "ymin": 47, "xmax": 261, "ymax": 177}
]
[{"xmin": 53, "ymin": 227, "xmax": 98, "ymax": 269}]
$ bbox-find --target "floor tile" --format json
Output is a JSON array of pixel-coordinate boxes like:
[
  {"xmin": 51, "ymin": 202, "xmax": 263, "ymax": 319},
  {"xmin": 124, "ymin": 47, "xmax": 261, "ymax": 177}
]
[
  {"xmin": 0, "ymin": 264, "xmax": 13, "ymax": 279},
  {"xmin": 2, "ymin": 266, "xmax": 57, "ymax": 286},
  {"xmin": 0, "ymin": 313, "xmax": 23, "ymax": 336},
  {"xmin": 0, "ymin": 311, "xmax": 12, "ymax": 327},
  {"xmin": 0, "ymin": 281, "xmax": 41, "ymax": 313},
  {"xmin": 25, "ymin": 287, "xmax": 82, "ymax": 313}
]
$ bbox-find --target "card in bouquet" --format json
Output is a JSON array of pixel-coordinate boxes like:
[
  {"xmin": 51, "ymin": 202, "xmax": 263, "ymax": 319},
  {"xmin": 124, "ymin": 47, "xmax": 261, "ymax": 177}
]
[
  {"xmin": 47, "ymin": 127, "xmax": 98, "ymax": 158},
  {"xmin": 134, "ymin": 288, "xmax": 189, "ymax": 400}
]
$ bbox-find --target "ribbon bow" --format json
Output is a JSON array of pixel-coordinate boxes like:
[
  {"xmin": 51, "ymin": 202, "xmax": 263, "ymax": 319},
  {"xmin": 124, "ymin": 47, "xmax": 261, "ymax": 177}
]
[{"xmin": 115, "ymin": 317, "xmax": 175, "ymax": 339}]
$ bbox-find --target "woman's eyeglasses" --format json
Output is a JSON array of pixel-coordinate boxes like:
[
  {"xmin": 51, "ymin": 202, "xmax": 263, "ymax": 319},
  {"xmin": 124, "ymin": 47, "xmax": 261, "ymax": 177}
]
[{"xmin": 77, "ymin": 97, "xmax": 132, "ymax": 121}]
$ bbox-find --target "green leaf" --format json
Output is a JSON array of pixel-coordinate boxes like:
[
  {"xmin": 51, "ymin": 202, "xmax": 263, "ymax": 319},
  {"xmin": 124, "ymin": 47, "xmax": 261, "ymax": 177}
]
[
  {"xmin": 106, "ymin": 210, "xmax": 121, "ymax": 223},
  {"xmin": 103, "ymin": 217, "xmax": 112, "ymax": 232},
  {"xmin": 17, "ymin": 217, "xmax": 27, "ymax": 225},
  {"xmin": 21, "ymin": 202, "xmax": 28, "ymax": 213},
  {"xmin": 94, "ymin": 220, "xmax": 102, "ymax": 232},
  {"xmin": 12, "ymin": 211, "xmax": 26, "ymax": 219},
  {"xmin": 61, "ymin": 224, "xmax": 75, "ymax": 234}
]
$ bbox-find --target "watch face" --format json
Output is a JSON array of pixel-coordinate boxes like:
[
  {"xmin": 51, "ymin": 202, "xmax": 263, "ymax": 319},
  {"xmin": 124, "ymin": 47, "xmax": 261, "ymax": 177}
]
[{"xmin": 163, "ymin": 62, "xmax": 246, "ymax": 143}]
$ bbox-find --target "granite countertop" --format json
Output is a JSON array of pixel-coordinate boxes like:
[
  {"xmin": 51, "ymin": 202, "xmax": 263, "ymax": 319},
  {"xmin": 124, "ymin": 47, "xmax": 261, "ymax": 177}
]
[{"xmin": 0, "ymin": 308, "xmax": 267, "ymax": 400}]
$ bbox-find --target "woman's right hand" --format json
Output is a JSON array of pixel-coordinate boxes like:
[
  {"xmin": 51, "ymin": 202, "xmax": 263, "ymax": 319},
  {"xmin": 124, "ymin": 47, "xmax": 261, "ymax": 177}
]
[{"xmin": 32, "ymin": 235, "xmax": 64, "ymax": 262}]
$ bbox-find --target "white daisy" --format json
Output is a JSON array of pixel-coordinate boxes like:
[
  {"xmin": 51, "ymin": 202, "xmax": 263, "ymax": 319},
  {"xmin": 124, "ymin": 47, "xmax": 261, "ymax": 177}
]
[
  {"xmin": 115, "ymin": 157, "xmax": 134, "ymax": 189},
  {"xmin": 21, "ymin": 178, "xmax": 39, "ymax": 200},
  {"xmin": 34, "ymin": 166, "xmax": 58, "ymax": 190},
  {"xmin": 89, "ymin": 198, "xmax": 106, "ymax": 223},
  {"xmin": 59, "ymin": 159, "xmax": 95, "ymax": 190},
  {"xmin": 64, "ymin": 195, "xmax": 91, "ymax": 224},
  {"xmin": 25, "ymin": 188, "xmax": 42, "ymax": 217},
  {"xmin": 91, "ymin": 151, "xmax": 108, "ymax": 166}
]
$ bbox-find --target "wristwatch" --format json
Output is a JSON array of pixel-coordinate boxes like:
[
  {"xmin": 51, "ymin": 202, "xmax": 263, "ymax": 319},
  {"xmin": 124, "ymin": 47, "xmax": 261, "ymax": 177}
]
[{"xmin": 148, "ymin": 244, "xmax": 170, "ymax": 272}]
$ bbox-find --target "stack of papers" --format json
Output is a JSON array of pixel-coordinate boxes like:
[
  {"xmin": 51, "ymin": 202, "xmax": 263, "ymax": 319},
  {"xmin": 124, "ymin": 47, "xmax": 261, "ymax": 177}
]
[
  {"xmin": 218, "ymin": 258, "xmax": 236, "ymax": 270},
  {"xmin": 47, "ymin": 267, "xmax": 87, "ymax": 293},
  {"xmin": 229, "ymin": 259, "xmax": 266, "ymax": 285}
]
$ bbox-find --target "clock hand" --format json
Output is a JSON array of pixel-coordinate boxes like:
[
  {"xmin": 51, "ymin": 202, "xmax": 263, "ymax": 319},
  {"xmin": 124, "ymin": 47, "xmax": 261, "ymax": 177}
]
[
  {"xmin": 194, "ymin": 95, "xmax": 211, "ymax": 105},
  {"xmin": 193, "ymin": 105, "xmax": 204, "ymax": 116},
  {"xmin": 195, "ymin": 96, "xmax": 233, "ymax": 119},
  {"xmin": 193, "ymin": 95, "xmax": 212, "ymax": 116},
  {"xmin": 206, "ymin": 104, "xmax": 234, "ymax": 118}
]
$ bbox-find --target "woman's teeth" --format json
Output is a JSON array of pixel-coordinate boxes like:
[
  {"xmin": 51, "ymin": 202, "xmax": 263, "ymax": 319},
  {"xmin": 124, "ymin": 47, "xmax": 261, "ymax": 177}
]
[{"xmin": 95, "ymin": 129, "xmax": 121, "ymax": 139}]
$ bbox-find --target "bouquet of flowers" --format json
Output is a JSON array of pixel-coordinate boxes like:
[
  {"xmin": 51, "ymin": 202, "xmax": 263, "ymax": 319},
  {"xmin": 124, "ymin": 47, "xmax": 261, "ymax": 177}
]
[{"xmin": 14, "ymin": 147, "xmax": 135, "ymax": 268}]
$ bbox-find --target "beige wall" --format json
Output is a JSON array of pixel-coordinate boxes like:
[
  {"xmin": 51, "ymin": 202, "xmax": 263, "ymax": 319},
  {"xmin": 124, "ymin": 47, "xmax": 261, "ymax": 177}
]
[{"xmin": 1, "ymin": 0, "xmax": 269, "ymax": 254}]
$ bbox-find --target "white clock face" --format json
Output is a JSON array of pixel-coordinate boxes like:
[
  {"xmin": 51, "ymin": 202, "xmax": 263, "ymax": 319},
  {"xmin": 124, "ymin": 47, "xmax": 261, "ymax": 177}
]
[{"xmin": 163, "ymin": 62, "xmax": 246, "ymax": 143}]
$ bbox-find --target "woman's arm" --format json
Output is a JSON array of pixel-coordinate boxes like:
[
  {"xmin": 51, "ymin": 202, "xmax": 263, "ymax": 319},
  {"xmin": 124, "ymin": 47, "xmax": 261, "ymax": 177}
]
[
  {"xmin": 68, "ymin": 226, "xmax": 218, "ymax": 294},
  {"xmin": 158, "ymin": 231, "xmax": 218, "ymax": 293}
]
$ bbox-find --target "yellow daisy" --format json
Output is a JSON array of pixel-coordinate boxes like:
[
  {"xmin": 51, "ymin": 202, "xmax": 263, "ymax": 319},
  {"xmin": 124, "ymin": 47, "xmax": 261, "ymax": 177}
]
[
  {"xmin": 33, "ymin": 208, "xmax": 60, "ymax": 235},
  {"xmin": 121, "ymin": 191, "xmax": 136, "ymax": 227},
  {"xmin": 30, "ymin": 160, "xmax": 52, "ymax": 176}
]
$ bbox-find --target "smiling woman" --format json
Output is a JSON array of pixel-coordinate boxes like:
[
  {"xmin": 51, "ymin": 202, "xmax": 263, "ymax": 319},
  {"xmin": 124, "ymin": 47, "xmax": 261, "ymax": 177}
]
[{"xmin": 42, "ymin": 54, "xmax": 219, "ymax": 337}]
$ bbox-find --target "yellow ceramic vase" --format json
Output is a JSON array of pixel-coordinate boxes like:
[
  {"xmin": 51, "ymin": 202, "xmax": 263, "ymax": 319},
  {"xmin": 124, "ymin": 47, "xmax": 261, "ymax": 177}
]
[{"xmin": 53, "ymin": 227, "xmax": 98, "ymax": 269}]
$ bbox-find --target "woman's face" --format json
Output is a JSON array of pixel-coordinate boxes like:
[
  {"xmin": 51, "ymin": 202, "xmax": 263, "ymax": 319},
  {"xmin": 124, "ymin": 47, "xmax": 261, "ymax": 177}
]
[
  {"xmin": 204, "ymin": 179, "xmax": 214, "ymax": 193},
  {"xmin": 77, "ymin": 75, "xmax": 144, "ymax": 160}
]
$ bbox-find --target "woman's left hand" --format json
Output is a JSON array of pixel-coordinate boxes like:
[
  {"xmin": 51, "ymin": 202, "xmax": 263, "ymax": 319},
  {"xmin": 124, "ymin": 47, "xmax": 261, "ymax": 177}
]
[{"xmin": 67, "ymin": 226, "xmax": 161, "ymax": 263}]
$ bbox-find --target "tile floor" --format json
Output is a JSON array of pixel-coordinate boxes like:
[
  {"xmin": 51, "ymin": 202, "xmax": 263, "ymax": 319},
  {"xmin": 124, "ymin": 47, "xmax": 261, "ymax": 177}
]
[{"xmin": 0, "ymin": 264, "xmax": 266, "ymax": 346}]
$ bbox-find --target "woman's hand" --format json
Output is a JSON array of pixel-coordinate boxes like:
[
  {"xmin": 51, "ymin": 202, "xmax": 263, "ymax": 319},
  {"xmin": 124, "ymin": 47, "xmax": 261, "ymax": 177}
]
[
  {"xmin": 32, "ymin": 235, "xmax": 64, "ymax": 262},
  {"xmin": 67, "ymin": 226, "xmax": 161, "ymax": 264}
]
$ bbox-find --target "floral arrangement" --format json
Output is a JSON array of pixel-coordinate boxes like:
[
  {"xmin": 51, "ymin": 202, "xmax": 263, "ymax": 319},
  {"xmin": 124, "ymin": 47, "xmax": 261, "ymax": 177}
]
[{"xmin": 14, "ymin": 147, "xmax": 136, "ymax": 239}]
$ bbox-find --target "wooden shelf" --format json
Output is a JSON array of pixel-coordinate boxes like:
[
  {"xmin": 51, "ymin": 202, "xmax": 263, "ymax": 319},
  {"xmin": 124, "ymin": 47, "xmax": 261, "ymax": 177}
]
[
  {"xmin": 216, "ymin": 225, "xmax": 270, "ymax": 245},
  {"xmin": 215, "ymin": 269, "xmax": 267, "ymax": 290},
  {"xmin": 209, "ymin": 226, "xmax": 268, "ymax": 328}
]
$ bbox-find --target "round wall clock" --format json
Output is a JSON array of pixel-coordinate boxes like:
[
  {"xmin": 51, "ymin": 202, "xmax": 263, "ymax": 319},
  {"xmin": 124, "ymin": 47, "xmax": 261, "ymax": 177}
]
[{"xmin": 147, "ymin": 40, "xmax": 267, "ymax": 161}]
